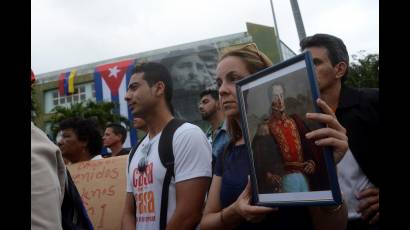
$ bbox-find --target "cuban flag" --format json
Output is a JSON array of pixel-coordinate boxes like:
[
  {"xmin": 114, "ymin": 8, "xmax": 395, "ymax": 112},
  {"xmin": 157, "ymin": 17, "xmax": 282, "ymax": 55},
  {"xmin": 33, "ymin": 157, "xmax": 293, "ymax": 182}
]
[{"xmin": 94, "ymin": 59, "xmax": 137, "ymax": 149}]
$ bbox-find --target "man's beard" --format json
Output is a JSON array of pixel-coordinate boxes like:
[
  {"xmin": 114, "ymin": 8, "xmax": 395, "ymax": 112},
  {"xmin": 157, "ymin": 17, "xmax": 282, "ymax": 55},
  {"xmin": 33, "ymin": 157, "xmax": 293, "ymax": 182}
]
[{"xmin": 201, "ymin": 107, "xmax": 217, "ymax": 121}]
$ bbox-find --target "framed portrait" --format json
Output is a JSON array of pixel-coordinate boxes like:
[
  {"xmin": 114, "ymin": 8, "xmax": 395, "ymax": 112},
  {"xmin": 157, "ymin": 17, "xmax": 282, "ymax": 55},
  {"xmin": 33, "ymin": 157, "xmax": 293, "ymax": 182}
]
[{"xmin": 236, "ymin": 51, "xmax": 342, "ymax": 207}]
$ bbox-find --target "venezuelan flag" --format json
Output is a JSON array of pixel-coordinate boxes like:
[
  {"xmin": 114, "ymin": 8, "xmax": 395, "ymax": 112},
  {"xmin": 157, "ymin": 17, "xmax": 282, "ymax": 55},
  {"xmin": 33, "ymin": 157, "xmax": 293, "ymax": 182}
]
[
  {"xmin": 68, "ymin": 69, "xmax": 77, "ymax": 94},
  {"xmin": 58, "ymin": 69, "xmax": 77, "ymax": 96}
]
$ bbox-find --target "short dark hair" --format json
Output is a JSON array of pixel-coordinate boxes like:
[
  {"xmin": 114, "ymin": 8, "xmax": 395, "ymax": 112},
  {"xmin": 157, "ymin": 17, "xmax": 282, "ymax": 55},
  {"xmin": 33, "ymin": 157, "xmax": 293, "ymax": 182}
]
[
  {"xmin": 59, "ymin": 117, "xmax": 102, "ymax": 157},
  {"xmin": 106, "ymin": 123, "xmax": 127, "ymax": 144},
  {"xmin": 300, "ymin": 33, "xmax": 349, "ymax": 82},
  {"xmin": 134, "ymin": 62, "xmax": 174, "ymax": 114},
  {"xmin": 200, "ymin": 89, "xmax": 219, "ymax": 101}
]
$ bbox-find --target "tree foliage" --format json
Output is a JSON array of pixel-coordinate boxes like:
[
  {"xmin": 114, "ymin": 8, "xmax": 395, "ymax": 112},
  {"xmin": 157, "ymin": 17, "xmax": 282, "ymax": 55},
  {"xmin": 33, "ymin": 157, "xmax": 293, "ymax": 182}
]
[
  {"xmin": 47, "ymin": 100, "xmax": 130, "ymax": 137},
  {"xmin": 345, "ymin": 51, "xmax": 379, "ymax": 88}
]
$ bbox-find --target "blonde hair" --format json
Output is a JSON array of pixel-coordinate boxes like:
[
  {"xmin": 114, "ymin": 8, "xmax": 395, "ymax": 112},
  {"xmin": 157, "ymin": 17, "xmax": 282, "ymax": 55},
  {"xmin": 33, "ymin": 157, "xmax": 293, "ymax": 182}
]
[
  {"xmin": 220, "ymin": 43, "xmax": 272, "ymax": 72},
  {"xmin": 219, "ymin": 43, "xmax": 273, "ymax": 143}
]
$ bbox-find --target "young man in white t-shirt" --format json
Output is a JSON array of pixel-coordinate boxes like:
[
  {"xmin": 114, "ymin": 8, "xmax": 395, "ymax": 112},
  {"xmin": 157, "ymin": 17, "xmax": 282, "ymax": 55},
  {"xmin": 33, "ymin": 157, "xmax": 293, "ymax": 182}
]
[{"xmin": 122, "ymin": 62, "xmax": 212, "ymax": 230}]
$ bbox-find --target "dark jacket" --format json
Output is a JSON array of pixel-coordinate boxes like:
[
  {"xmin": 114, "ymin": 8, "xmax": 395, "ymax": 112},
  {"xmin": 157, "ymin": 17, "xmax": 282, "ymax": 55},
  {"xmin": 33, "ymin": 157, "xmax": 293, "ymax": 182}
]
[{"xmin": 336, "ymin": 85, "xmax": 379, "ymax": 187}]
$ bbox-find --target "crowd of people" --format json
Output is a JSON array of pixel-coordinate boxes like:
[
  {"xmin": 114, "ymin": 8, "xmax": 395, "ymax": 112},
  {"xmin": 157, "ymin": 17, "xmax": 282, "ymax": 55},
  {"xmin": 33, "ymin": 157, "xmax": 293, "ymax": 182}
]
[{"xmin": 31, "ymin": 33, "xmax": 379, "ymax": 230}]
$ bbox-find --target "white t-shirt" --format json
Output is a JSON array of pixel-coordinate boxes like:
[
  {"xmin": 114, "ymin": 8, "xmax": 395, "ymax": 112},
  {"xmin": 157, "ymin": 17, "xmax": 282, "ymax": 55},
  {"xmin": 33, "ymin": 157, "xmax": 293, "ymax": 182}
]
[
  {"xmin": 91, "ymin": 155, "xmax": 103, "ymax": 160},
  {"xmin": 337, "ymin": 149, "xmax": 374, "ymax": 219},
  {"xmin": 126, "ymin": 123, "xmax": 212, "ymax": 229}
]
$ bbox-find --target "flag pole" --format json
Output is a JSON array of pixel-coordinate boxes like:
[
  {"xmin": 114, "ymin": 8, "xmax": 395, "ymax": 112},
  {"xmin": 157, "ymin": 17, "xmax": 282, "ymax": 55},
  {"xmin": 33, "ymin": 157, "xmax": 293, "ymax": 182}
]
[
  {"xmin": 290, "ymin": 0, "xmax": 307, "ymax": 42},
  {"xmin": 269, "ymin": 0, "xmax": 283, "ymax": 62}
]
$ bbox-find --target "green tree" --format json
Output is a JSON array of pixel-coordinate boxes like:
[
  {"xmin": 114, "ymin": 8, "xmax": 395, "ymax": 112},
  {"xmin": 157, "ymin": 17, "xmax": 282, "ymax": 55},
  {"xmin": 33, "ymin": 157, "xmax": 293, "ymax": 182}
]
[
  {"xmin": 345, "ymin": 51, "xmax": 379, "ymax": 88},
  {"xmin": 47, "ymin": 100, "xmax": 130, "ymax": 137}
]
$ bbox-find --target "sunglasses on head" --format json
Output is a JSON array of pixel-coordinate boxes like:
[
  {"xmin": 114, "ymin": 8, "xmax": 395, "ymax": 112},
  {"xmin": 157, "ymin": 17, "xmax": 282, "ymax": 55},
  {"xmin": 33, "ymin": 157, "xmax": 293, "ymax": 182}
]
[
  {"xmin": 221, "ymin": 43, "xmax": 259, "ymax": 55},
  {"xmin": 220, "ymin": 43, "xmax": 272, "ymax": 67}
]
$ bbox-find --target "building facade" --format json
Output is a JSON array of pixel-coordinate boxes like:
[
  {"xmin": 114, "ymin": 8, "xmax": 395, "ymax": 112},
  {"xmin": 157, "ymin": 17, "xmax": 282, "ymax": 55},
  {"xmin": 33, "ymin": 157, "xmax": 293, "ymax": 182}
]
[{"xmin": 32, "ymin": 22, "xmax": 295, "ymax": 147}]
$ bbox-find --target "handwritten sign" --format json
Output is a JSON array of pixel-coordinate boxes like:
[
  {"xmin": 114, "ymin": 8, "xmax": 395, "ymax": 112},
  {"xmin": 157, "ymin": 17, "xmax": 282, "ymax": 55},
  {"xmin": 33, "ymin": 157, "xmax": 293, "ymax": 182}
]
[{"xmin": 67, "ymin": 155, "xmax": 128, "ymax": 230}]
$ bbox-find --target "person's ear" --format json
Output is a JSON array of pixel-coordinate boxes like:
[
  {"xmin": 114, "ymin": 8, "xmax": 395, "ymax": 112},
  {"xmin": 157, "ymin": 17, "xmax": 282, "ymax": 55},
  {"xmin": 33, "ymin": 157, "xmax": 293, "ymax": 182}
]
[
  {"xmin": 153, "ymin": 81, "xmax": 165, "ymax": 97},
  {"xmin": 335, "ymin": 62, "xmax": 348, "ymax": 80}
]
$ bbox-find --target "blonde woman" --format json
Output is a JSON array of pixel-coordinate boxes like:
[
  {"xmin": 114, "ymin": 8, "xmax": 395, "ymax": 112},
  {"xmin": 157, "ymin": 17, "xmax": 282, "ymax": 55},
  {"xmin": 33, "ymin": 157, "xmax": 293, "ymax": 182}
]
[{"xmin": 200, "ymin": 44, "xmax": 348, "ymax": 230}]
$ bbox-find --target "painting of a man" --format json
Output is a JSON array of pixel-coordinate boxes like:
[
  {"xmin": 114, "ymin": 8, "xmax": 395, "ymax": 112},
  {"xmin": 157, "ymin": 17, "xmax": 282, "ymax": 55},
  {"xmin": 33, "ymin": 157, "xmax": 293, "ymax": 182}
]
[{"xmin": 252, "ymin": 82, "xmax": 330, "ymax": 194}]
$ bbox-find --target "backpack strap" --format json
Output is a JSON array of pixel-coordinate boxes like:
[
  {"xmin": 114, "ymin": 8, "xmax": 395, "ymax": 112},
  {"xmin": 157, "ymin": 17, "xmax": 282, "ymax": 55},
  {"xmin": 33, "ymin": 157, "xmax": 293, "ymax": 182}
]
[{"xmin": 158, "ymin": 118, "xmax": 185, "ymax": 230}]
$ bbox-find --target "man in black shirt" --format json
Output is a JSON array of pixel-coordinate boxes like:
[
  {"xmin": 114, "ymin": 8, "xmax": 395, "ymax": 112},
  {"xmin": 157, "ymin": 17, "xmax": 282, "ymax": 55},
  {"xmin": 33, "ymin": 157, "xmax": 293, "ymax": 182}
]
[{"xmin": 103, "ymin": 123, "xmax": 130, "ymax": 157}]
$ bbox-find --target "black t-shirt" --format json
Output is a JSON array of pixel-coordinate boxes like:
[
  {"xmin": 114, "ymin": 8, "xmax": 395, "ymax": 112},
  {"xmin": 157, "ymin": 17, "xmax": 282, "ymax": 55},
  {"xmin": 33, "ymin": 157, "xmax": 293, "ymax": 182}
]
[
  {"xmin": 103, "ymin": 148, "xmax": 130, "ymax": 158},
  {"xmin": 336, "ymin": 86, "xmax": 379, "ymax": 187},
  {"xmin": 215, "ymin": 144, "xmax": 314, "ymax": 229},
  {"xmin": 117, "ymin": 148, "xmax": 130, "ymax": 156}
]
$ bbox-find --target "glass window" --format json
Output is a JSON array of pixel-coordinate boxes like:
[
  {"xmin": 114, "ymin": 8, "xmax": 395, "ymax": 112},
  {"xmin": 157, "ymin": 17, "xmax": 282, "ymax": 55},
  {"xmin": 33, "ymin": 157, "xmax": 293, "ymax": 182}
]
[{"xmin": 46, "ymin": 82, "xmax": 97, "ymax": 113}]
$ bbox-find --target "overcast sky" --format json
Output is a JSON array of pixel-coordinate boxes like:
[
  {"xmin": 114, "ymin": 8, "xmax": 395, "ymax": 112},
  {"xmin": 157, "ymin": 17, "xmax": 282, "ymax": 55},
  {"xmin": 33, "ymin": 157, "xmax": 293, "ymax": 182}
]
[{"xmin": 31, "ymin": 0, "xmax": 379, "ymax": 74}]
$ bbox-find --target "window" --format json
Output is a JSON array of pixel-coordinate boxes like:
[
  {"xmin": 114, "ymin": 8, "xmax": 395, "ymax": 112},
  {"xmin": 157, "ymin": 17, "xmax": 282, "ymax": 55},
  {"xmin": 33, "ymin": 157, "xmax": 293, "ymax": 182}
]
[
  {"xmin": 44, "ymin": 82, "xmax": 97, "ymax": 113},
  {"xmin": 92, "ymin": 84, "xmax": 96, "ymax": 98}
]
